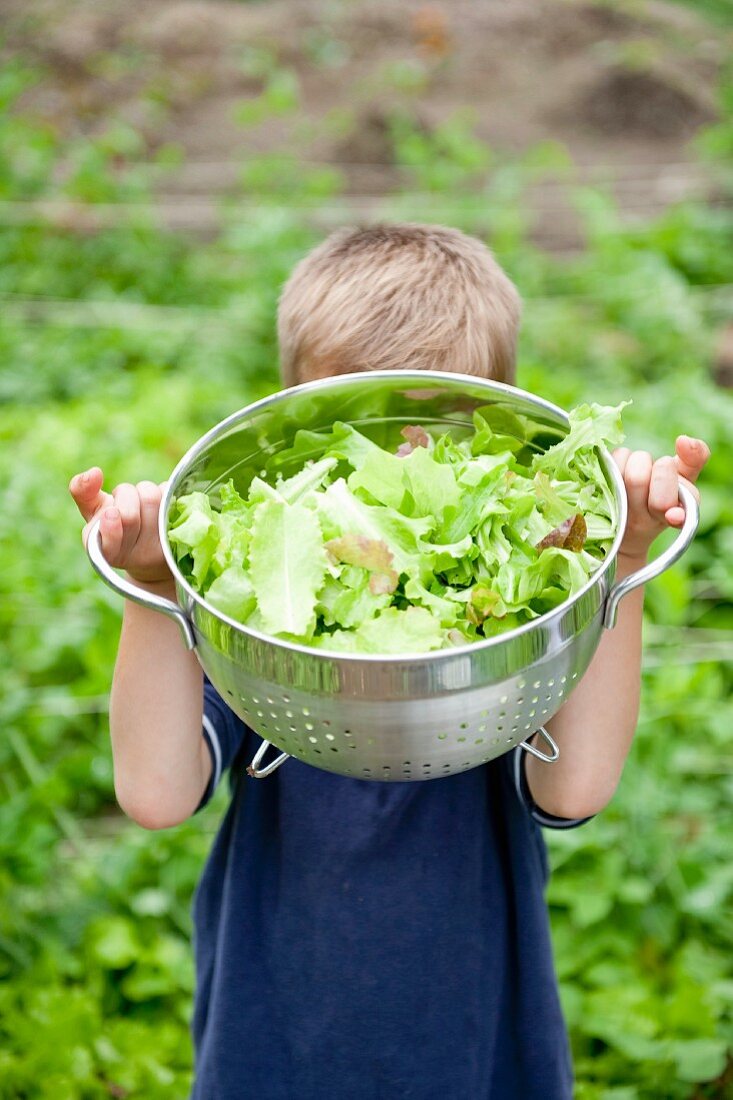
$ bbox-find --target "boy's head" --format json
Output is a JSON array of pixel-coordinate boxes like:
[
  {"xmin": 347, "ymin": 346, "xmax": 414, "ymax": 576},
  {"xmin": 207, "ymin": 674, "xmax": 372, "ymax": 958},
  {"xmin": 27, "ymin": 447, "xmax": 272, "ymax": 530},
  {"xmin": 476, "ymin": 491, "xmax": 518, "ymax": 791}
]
[{"xmin": 277, "ymin": 223, "xmax": 521, "ymax": 388}]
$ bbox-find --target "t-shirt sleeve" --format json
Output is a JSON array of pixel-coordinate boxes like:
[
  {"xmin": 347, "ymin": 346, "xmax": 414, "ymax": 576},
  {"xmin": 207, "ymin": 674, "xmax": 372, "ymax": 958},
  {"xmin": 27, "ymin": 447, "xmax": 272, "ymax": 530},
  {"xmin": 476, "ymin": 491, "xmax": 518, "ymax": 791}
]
[
  {"xmin": 511, "ymin": 745, "xmax": 595, "ymax": 830},
  {"xmin": 196, "ymin": 673, "xmax": 251, "ymax": 812}
]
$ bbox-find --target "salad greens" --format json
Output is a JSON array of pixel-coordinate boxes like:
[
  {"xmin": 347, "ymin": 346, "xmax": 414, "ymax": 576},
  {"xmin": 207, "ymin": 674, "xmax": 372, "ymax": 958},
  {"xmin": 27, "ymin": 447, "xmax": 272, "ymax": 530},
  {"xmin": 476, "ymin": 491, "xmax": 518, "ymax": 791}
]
[{"xmin": 167, "ymin": 401, "xmax": 627, "ymax": 653}]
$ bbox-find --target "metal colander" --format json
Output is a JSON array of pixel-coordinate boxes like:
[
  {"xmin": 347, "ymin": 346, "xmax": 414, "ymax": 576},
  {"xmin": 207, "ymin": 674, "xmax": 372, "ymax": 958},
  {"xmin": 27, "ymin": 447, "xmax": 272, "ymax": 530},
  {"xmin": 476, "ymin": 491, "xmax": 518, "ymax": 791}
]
[{"xmin": 87, "ymin": 370, "xmax": 698, "ymax": 781}]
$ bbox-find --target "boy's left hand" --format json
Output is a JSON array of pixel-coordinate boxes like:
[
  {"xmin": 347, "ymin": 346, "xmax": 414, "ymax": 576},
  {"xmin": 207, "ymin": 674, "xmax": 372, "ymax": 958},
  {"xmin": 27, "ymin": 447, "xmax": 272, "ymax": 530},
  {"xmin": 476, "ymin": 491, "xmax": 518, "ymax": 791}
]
[{"xmin": 613, "ymin": 435, "xmax": 710, "ymax": 562}]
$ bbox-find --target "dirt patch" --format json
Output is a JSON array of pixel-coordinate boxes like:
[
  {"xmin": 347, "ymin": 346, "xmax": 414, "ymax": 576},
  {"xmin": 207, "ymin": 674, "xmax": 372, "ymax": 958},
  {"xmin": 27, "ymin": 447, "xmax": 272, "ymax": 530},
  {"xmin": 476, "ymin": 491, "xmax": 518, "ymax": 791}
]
[
  {"xmin": 579, "ymin": 66, "xmax": 716, "ymax": 139},
  {"xmin": 0, "ymin": 0, "xmax": 727, "ymax": 243}
]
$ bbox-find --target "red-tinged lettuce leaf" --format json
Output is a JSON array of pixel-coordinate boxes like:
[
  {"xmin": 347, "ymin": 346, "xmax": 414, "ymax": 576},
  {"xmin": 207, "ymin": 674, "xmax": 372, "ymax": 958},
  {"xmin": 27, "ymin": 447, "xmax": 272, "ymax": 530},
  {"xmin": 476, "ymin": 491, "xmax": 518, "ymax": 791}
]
[
  {"xmin": 369, "ymin": 572, "xmax": 397, "ymax": 595},
  {"xmin": 396, "ymin": 424, "xmax": 430, "ymax": 455},
  {"xmin": 325, "ymin": 533, "xmax": 399, "ymax": 594},
  {"xmin": 315, "ymin": 478, "xmax": 433, "ymax": 578},
  {"xmin": 536, "ymin": 514, "xmax": 587, "ymax": 553}
]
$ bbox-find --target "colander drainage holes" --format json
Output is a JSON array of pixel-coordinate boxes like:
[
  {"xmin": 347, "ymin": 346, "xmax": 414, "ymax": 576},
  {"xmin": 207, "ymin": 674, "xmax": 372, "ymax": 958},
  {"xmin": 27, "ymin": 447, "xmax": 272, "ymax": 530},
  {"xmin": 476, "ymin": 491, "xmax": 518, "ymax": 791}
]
[
  {"xmin": 305, "ymin": 721, "xmax": 314, "ymax": 731},
  {"xmin": 437, "ymin": 733, "xmax": 447, "ymax": 741},
  {"xmin": 308, "ymin": 736, "xmax": 318, "ymax": 744}
]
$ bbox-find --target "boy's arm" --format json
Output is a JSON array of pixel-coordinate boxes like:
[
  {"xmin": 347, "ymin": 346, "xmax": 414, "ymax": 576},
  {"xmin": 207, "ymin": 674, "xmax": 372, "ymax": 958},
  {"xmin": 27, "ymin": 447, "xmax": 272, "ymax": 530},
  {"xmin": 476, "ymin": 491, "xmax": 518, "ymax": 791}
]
[
  {"xmin": 71, "ymin": 470, "xmax": 212, "ymax": 829},
  {"xmin": 110, "ymin": 580, "xmax": 211, "ymax": 829},
  {"xmin": 524, "ymin": 436, "xmax": 709, "ymax": 821}
]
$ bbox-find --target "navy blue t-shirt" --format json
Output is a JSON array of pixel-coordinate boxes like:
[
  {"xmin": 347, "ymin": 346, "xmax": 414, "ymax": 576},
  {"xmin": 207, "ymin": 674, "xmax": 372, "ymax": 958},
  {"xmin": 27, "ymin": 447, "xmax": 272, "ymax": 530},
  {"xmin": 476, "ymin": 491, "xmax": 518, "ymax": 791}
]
[{"xmin": 191, "ymin": 674, "xmax": 590, "ymax": 1100}]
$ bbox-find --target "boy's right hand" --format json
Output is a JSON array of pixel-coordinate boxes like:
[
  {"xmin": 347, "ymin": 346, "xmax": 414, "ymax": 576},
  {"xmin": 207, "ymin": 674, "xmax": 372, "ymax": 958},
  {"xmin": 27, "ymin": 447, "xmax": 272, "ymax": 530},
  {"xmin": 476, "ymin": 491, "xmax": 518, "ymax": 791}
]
[{"xmin": 69, "ymin": 467, "xmax": 173, "ymax": 586}]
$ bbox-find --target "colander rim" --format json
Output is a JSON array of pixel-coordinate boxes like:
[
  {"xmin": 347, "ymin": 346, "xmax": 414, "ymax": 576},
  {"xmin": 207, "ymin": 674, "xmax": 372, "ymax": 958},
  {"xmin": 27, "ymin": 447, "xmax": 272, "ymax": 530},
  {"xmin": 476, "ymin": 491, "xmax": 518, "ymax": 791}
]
[{"xmin": 159, "ymin": 369, "xmax": 628, "ymax": 662}]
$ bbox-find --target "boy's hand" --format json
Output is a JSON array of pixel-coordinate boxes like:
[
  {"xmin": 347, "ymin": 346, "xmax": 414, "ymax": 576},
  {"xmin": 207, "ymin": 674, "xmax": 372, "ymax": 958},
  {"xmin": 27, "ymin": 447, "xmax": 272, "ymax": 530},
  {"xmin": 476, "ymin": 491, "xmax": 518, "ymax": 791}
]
[
  {"xmin": 69, "ymin": 467, "xmax": 173, "ymax": 586},
  {"xmin": 612, "ymin": 435, "xmax": 709, "ymax": 563}
]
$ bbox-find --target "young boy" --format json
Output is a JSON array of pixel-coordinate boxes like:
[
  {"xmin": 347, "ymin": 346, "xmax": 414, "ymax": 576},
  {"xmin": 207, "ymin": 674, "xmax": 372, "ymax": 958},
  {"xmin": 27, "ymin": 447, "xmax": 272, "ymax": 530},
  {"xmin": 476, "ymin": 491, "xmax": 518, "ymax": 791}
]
[{"xmin": 70, "ymin": 223, "xmax": 709, "ymax": 1099}]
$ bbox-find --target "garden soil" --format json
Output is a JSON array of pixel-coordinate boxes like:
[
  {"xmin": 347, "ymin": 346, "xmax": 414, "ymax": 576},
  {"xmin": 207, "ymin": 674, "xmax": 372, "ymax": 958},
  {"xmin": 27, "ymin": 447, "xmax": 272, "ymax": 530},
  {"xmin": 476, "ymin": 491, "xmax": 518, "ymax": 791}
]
[{"xmin": 1, "ymin": 0, "xmax": 726, "ymax": 248}]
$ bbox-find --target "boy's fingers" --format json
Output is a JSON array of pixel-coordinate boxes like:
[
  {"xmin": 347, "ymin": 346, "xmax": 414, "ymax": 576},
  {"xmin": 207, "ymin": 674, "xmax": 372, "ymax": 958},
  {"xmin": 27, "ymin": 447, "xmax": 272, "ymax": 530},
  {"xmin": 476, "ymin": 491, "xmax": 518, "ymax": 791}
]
[
  {"xmin": 137, "ymin": 479, "xmax": 162, "ymax": 505},
  {"xmin": 137, "ymin": 480, "xmax": 163, "ymax": 539},
  {"xmin": 99, "ymin": 507, "xmax": 124, "ymax": 562},
  {"xmin": 82, "ymin": 505, "xmax": 123, "ymax": 560},
  {"xmin": 111, "ymin": 483, "xmax": 142, "ymax": 561},
  {"xmin": 674, "ymin": 436, "xmax": 710, "ymax": 482},
  {"xmin": 665, "ymin": 506, "xmax": 685, "ymax": 528},
  {"xmin": 69, "ymin": 467, "xmax": 113, "ymax": 521},
  {"xmin": 648, "ymin": 456, "xmax": 678, "ymax": 521},
  {"xmin": 623, "ymin": 450, "xmax": 653, "ymax": 518},
  {"xmin": 611, "ymin": 447, "xmax": 631, "ymax": 476}
]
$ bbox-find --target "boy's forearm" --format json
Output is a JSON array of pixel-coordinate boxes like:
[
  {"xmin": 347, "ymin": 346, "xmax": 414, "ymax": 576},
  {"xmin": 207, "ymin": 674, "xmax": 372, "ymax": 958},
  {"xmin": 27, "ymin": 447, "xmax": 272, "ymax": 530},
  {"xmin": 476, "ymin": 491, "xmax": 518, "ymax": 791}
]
[
  {"xmin": 109, "ymin": 576, "xmax": 211, "ymax": 829},
  {"xmin": 524, "ymin": 552, "xmax": 647, "ymax": 820}
]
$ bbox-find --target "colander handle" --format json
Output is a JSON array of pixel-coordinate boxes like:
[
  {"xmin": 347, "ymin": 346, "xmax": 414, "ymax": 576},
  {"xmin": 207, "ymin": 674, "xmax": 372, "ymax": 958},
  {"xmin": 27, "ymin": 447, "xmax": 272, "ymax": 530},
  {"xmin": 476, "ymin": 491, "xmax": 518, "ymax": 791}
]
[
  {"xmin": 520, "ymin": 726, "xmax": 559, "ymax": 763},
  {"xmin": 246, "ymin": 739, "xmax": 290, "ymax": 779},
  {"xmin": 85, "ymin": 518, "xmax": 196, "ymax": 651},
  {"xmin": 603, "ymin": 479, "xmax": 699, "ymax": 630}
]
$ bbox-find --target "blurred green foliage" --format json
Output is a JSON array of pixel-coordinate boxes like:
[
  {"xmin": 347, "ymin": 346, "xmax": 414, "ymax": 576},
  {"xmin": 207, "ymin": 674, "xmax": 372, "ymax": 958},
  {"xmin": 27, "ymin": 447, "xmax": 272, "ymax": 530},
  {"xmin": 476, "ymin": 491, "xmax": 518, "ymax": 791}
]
[{"xmin": 1, "ymin": 41, "xmax": 732, "ymax": 1099}]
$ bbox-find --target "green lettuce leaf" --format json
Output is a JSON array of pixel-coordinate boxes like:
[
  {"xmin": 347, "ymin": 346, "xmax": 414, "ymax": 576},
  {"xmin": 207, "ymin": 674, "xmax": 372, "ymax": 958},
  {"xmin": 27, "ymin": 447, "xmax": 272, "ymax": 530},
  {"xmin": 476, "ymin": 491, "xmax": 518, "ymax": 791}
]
[
  {"xmin": 249, "ymin": 499, "xmax": 328, "ymax": 636},
  {"xmin": 204, "ymin": 566, "xmax": 257, "ymax": 621}
]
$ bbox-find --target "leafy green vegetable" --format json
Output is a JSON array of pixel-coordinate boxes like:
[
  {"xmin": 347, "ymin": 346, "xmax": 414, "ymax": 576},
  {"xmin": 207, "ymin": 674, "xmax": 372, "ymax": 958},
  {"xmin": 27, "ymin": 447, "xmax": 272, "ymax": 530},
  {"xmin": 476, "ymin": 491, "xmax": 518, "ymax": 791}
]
[
  {"xmin": 167, "ymin": 402, "xmax": 626, "ymax": 652},
  {"xmin": 248, "ymin": 499, "xmax": 327, "ymax": 636}
]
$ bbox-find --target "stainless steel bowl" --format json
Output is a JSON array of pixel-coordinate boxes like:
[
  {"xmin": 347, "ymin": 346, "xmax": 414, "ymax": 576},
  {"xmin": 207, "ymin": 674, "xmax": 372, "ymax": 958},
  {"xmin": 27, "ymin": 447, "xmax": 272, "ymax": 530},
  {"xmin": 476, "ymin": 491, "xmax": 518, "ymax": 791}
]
[{"xmin": 86, "ymin": 370, "xmax": 698, "ymax": 782}]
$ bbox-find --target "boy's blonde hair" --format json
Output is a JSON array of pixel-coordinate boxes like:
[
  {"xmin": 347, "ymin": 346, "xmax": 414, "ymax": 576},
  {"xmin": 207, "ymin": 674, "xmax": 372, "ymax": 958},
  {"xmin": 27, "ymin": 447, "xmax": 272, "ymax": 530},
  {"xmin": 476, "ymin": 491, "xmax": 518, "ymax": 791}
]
[{"xmin": 277, "ymin": 223, "xmax": 522, "ymax": 388}]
